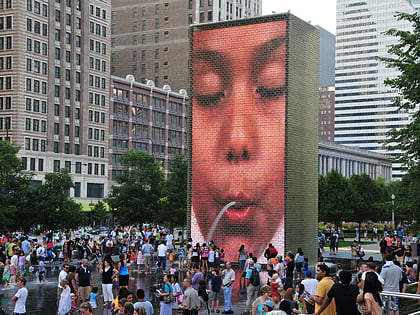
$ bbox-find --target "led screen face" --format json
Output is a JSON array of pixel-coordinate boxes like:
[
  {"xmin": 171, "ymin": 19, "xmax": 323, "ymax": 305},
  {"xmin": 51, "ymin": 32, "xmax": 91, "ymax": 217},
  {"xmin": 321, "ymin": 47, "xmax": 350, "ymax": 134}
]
[{"xmin": 191, "ymin": 19, "xmax": 287, "ymax": 262}]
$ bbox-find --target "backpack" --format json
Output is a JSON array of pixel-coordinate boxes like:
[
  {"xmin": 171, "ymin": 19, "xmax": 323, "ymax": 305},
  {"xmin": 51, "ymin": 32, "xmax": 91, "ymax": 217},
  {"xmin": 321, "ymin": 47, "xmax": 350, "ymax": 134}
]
[{"xmin": 250, "ymin": 267, "xmax": 260, "ymax": 286}]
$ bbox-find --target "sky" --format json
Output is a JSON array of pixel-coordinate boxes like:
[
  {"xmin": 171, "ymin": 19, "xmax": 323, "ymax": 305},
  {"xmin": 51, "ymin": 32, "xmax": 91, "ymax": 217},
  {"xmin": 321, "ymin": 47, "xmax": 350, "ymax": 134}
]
[{"xmin": 262, "ymin": 0, "xmax": 336, "ymax": 34}]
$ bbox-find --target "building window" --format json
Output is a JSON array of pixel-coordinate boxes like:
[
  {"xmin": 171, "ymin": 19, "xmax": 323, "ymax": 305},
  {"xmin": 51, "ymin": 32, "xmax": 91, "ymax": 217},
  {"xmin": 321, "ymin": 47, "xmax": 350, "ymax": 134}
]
[
  {"xmin": 53, "ymin": 160, "xmax": 60, "ymax": 172},
  {"xmin": 87, "ymin": 183, "xmax": 104, "ymax": 198},
  {"xmin": 74, "ymin": 182, "xmax": 81, "ymax": 197}
]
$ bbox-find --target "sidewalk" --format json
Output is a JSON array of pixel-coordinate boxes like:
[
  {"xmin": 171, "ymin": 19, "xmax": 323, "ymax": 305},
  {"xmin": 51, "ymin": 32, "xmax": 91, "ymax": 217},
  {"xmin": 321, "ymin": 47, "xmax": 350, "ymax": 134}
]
[{"xmin": 321, "ymin": 237, "xmax": 383, "ymax": 262}]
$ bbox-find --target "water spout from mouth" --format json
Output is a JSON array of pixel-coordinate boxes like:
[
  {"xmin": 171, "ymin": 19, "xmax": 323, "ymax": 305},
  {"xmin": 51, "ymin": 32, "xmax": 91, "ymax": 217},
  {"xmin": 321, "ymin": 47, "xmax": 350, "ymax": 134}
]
[{"xmin": 206, "ymin": 201, "xmax": 236, "ymax": 241}]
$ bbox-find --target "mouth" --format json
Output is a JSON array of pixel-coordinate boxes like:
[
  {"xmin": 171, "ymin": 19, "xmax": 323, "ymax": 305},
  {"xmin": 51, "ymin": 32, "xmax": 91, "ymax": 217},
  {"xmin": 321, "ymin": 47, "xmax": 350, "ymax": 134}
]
[{"xmin": 217, "ymin": 194, "xmax": 260, "ymax": 224}]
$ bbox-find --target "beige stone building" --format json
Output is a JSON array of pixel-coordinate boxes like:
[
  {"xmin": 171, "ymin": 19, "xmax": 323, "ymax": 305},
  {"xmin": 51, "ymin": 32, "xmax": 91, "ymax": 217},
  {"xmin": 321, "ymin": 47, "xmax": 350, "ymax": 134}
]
[
  {"xmin": 0, "ymin": 0, "xmax": 111, "ymax": 201},
  {"xmin": 111, "ymin": 0, "xmax": 262, "ymax": 91}
]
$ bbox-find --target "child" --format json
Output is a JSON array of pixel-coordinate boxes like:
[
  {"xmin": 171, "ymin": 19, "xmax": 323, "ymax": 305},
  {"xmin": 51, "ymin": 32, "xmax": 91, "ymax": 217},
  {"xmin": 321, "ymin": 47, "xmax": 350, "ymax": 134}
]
[
  {"xmin": 156, "ymin": 262, "xmax": 163, "ymax": 287},
  {"xmin": 210, "ymin": 269, "xmax": 221, "ymax": 313},
  {"xmin": 18, "ymin": 251, "xmax": 26, "ymax": 275},
  {"xmin": 58, "ymin": 279, "xmax": 71, "ymax": 315},
  {"xmin": 169, "ymin": 264, "xmax": 177, "ymax": 276},
  {"xmin": 38, "ymin": 257, "xmax": 46, "ymax": 283},
  {"xmin": 70, "ymin": 293, "xmax": 77, "ymax": 312},
  {"xmin": 303, "ymin": 258, "xmax": 309, "ymax": 272},
  {"xmin": 90, "ymin": 286, "xmax": 99, "ymax": 309},
  {"xmin": 137, "ymin": 246, "xmax": 143, "ymax": 274},
  {"xmin": 168, "ymin": 249, "xmax": 175, "ymax": 266},
  {"xmin": 2, "ymin": 259, "xmax": 11, "ymax": 289}
]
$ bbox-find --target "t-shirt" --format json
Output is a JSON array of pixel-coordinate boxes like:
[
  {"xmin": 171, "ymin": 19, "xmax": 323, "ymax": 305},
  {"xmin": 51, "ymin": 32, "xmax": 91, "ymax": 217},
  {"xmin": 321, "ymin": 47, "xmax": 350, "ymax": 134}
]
[
  {"xmin": 13, "ymin": 286, "xmax": 28, "ymax": 313},
  {"xmin": 133, "ymin": 301, "xmax": 154, "ymax": 315},
  {"xmin": 301, "ymin": 278, "xmax": 318, "ymax": 295},
  {"xmin": 157, "ymin": 244, "xmax": 167, "ymax": 257},
  {"xmin": 192, "ymin": 272, "xmax": 204, "ymax": 290},
  {"xmin": 380, "ymin": 262, "xmax": 402, "ymax": 292},
  {"xmin": 208, "ymin": 250, "xmax": 215, "ymax": 263},
  {"xmin": 361, "ymin": 271, "xmax": 384, "ymax": 285},
  {"xmin": 327, "ymin": 283, "xmax": 360, "ymax": 315},
  {"xmin": 142, "ymin": 243, "xmax": 153, "ymax": 256},
  {"xmin": 222, "ymin": 268, "xmax": 235, "ymax": 286},
  {"xmin": 315, "ymin": 277, "xmax": 335, "ymax": 315},
  {"xmin": 58, "ymin": 270, "xmax": 68, "ymax": 288},
  {"xmin": 22, "ymin": 240, "xmax": 31, "ymax": 255},
  {"xmin": 166, "ymin": 234, "xmax": 173, "ymax": 246},
  {"xmin": 286, "ymin": 260, "xmax": 295, "ymax": 278},
  {"xmin": 211, "ymin": 275, "xmax": 221, "ymax": 293}
]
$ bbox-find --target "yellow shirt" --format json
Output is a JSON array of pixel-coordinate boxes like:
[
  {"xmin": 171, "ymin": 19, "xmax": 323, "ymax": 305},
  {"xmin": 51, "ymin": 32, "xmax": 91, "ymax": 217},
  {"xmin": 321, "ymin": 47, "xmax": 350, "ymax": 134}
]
[{"xmin": 315, "ymin": 276, "xmax": 336, "ymax": 315}]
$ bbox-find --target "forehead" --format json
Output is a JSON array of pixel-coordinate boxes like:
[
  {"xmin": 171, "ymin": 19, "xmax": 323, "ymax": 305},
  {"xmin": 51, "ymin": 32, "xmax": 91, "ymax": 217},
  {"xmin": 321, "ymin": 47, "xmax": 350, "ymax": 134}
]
[{"xmin": 193, "ymin": 20, "xmax": 286, "ymax": 52}]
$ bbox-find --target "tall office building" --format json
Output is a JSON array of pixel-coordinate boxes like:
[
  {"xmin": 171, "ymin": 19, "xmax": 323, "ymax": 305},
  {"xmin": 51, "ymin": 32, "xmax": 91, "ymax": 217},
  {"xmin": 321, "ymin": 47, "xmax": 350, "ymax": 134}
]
[
  {"xmin": 0, "ymin": 1, "xmax": 111, "ymax": 201},
  {"xmin": 111, "ymin": 0, "xmax": 262, "ymax": 91},
  {"xmin": 335, "ymin": 0, "xmax": 417, "ymax": 179}
]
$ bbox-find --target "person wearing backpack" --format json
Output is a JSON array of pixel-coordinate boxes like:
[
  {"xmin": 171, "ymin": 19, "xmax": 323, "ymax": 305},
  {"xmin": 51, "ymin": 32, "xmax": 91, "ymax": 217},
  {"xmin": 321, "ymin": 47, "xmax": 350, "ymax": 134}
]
[{"xmin": 242, "ymin": 260, "xmax": 260, "ymax": 315}]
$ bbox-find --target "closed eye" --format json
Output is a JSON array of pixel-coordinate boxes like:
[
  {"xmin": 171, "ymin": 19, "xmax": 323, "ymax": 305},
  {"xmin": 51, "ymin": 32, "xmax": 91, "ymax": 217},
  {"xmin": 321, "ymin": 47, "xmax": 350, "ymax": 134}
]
[
  {"xmin": 195, "ymin": 92, "xmax": 225, "ymax": 107},
  {"xmin": 256, "ymin": 87, "xmax": 286, "ymax": 98}
]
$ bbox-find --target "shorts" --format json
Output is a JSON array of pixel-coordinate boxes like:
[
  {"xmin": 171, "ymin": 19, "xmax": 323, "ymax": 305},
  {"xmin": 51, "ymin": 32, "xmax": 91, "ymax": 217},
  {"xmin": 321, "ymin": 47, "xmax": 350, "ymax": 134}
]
[
  {"xmin": 78, "ymin": 286, "xmax": 91, "ymax": 302},
  {"xmin": 210, "ymin": 291, "xmax": 220, "ymax": 301},
  {"xmin": 143, "ymin": 256, "xmax": 151, "ymax": 265},
  {"xmin": 38, "ymin": 271, "xmax": 45, "ymax": 282},
  {"xmin": 209, "ymin": 262, "xmax": 214, "ymax": 267},
  {"xmin": 119, "ymin": 274, "xmax": 129, "ymax": 287},
  {"xmin": 201, "ymin": 257, "xmax": 208, "ymax": 261},
  {"xmin": 382, "ymin": 296, "xmax": 400, "ymax": 311},
  {"xmin": 90, "ymin": 301, "xmax": 97, "ymax": 309}
]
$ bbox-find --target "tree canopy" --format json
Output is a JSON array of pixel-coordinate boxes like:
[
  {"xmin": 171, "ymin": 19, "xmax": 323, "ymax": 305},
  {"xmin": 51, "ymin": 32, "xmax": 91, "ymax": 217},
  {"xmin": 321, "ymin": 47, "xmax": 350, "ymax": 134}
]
[
  {"xmin": 107, "ymin": 150, "xmax": 165, "ymax": 226},
  {"xmin": 381, "ymin": 12, "xmax": 420, "ymax": 167}
]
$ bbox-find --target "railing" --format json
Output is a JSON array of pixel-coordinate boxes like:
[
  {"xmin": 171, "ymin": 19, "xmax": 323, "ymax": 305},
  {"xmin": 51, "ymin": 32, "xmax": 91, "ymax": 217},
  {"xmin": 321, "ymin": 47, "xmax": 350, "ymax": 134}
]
[{"xmin": 381, "ymin": 286, "xmax": 420, "ymax": 315}]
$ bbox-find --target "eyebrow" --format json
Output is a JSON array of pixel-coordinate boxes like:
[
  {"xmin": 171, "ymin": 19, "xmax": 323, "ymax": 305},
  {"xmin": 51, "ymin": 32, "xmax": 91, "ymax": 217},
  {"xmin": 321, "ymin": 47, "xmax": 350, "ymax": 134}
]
[
  {"xmin": 193, "ymin": 50, "xmax": 230, "ymax": 89},
  {"xmin": 252, "ymin": 36, "xmax": 286, "ymax": 79}
]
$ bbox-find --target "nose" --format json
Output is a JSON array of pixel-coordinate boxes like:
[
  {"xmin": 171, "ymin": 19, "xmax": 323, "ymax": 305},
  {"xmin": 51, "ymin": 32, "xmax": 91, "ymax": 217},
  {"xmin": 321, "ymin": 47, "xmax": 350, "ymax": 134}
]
[{"xmin": 222, "ymin": 82, "xmax": 257, "ymax": 163}]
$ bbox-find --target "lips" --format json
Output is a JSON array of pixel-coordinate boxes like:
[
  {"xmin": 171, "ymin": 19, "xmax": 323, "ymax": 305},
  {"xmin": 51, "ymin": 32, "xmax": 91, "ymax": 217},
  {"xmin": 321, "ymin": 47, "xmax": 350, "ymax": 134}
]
[{"xmin": 217, "ymin": 193, "xmax": 259, "ymax": 224}]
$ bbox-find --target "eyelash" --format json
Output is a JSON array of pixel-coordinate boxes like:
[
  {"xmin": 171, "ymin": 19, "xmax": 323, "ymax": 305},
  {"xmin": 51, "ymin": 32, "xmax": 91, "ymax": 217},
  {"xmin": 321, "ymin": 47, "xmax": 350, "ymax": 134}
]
[
  {"xmin": 256, "ymin": 87, "xmax": 286, "ymax": 98},
  {"xmin": 195, "ymin": 92, "xmax": 225, "ymax": 107},
  {"xmin": 195, "ymin": 87, "xmax": 285, "ymax": 107}
]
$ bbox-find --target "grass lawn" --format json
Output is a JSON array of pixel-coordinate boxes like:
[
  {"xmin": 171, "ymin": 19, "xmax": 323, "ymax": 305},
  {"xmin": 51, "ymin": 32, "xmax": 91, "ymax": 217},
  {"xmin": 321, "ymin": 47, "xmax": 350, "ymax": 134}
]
[{"xmin": 337, "ymin": 240, "xmax": 377, "ymax": 247}]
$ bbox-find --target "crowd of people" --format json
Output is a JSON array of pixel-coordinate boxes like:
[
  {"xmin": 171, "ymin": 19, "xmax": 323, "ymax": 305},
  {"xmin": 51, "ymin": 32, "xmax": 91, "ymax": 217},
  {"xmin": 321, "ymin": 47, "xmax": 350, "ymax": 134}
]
[{"xmin": 1, "ymin": 226, "xmax": 420, "ymax": 315}]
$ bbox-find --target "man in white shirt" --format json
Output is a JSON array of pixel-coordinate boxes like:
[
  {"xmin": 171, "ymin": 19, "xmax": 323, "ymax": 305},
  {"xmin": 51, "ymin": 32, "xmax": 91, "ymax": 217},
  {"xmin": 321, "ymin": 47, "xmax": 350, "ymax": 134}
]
[
  {"xmin": 157, "ymin": 241, "xmax": 168, "ymax": 270},
  {"xmin": 166, "ymin": 232, "xmax": 174, "ymax": 250},
  {"xmin": 12, "ymin": 276, "xmax": 28, "ymax": 315},
  {"xmin": 57, "ymin": 264, "xmax": 69, "ymax": 305}
]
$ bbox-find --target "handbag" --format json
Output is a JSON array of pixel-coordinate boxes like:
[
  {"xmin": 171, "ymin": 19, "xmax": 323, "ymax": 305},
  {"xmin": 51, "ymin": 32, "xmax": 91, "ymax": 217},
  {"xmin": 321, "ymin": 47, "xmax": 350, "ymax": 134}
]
[{"xmin": 163, "ymin": 284, "xmax": 175, "ymax": 303}]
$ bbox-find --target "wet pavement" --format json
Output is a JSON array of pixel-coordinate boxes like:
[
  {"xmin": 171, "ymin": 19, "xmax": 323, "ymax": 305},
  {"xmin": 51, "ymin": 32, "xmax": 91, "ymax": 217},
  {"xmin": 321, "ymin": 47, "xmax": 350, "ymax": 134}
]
[
  {"xmin": 0, "ymin": 240, "xmax": 388, "ymax": 315},
  {"xmin": 0, "ymin": 262, "xmax": 251, "ymax": 315}
]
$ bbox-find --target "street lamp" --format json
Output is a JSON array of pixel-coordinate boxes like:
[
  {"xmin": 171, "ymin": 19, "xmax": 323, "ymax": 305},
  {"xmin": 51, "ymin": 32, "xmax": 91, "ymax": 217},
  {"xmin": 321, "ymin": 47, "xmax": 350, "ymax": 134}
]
[
  {"xmin": 391, "ymin": 194, "xmax": 395, "ymax": 231},
  {"xmin": 89, "ymin": 200, "xmax": 95, "ymax": 226}
]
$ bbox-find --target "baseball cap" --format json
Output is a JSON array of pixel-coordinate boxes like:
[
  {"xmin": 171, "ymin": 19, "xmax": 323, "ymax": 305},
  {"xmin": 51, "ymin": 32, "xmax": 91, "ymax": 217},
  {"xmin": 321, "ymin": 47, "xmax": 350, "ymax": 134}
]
[
  {"xmin": 265, "ymin": 300, "xmax": 275, "ymax": 308},
  {"xmin": 304, "ymin": 270, "xmax": 312, "ymax": 277}
]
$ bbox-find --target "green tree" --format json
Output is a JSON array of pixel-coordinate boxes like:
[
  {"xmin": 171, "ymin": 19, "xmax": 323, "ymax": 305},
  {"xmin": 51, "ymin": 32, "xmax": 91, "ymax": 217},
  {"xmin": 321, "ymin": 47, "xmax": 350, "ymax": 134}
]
[
  {"xmin": 318, "ymin": 170, "xmax": 352, "ymax": 227},
  {"xmin": 381, "ymin": 12, "xmax": 420, "ymax": 167},
  {"xmin": 161, "ymin": 155, "xmax": 188, "ymax": 228},
  {"xmin": 32, "ymin": 169, "xmax": 84, "ymax": 229},
  {"xmin": 0, "ymin": 141, "xmax": 33, "ymax": 233},
  {"xmin": 349, "ymin": 174, "xmax": 386, "ymax": 241},
  {"xmin": 91, "ymin": 201, "xmax": 109, "ymax": 225},
  {"xmin": 381, "ymin": 12, "xmax": 420, "ymax": 224},
  {"xmin": 107, "ymin": 150, "xmax": 165, "ymax": 226}
]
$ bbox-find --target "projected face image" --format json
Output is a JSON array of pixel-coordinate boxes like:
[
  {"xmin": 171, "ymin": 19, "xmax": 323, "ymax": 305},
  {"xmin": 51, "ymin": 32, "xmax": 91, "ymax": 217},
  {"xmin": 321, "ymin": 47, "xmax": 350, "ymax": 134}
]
[{"xmin": 191, "ymin": 20, "xmax": 287, "ymax": 261}]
